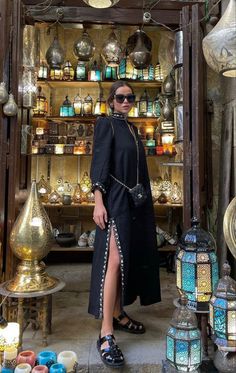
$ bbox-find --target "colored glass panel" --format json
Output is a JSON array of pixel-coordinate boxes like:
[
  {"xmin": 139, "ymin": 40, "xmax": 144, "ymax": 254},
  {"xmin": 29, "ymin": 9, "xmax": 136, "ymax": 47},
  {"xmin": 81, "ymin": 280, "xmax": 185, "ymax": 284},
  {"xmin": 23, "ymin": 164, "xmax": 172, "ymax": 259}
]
[
  {"xmin": 166, "ymin": 336, "xmax": 174, "ymax": 362},
  {"xmin": 168, "ymin": 327, "xmax": 176, "ymax": 337},
  {"xmin": 214, "ymin": 298, "xmax": 227, "ymax": 309},
  {"xmin": 214, "ymin": 308, "xmax": 226, "ymax": 334},
  {"xmin": 176, "ymin": 340, "xmax": 188, "ymax": 364},
  {"xmin": 177, "ymin": 260, "xmax": 182, "ymax": 288},
  {"xmin": 182, "ymin": 262, "xmax": 195, "ymax": 292},
  {"xmin": 190, "ymin": 339, "xmax": 201, "ymax": 365},
  {"xmin": 197, "ymin": 264, "xmax": 211, "ymax": 292},
  {"xmin": 212, "ymin": 262, "xmax": 219, "ymax": 290},
  {"xmin": 228, "ymin": 311, "xmax": 236, "ymax": 334},
  {"xmin": 197, "ymin": 253, "xmax": 209, "ymax": 263},
  {"xmin": 183, "ymin": 252, "xmax": 196, "ymax": 264}
]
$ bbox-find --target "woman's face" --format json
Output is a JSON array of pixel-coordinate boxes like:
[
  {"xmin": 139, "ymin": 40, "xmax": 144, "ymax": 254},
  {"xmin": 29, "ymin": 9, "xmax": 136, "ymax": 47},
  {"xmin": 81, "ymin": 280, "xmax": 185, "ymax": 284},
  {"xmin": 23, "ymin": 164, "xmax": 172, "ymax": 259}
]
[{"xmin": 112, "ymin": 86, "xmax": 135, "ymax": 115}]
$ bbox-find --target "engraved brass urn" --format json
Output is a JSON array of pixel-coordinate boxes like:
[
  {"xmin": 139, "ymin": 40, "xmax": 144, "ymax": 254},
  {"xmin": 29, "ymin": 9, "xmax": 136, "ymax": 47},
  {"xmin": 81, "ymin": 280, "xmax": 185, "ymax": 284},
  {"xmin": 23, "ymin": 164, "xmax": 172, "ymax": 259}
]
[{"xmin": 7, "ymin": 181, "xmax": 58, "ymax": 292}]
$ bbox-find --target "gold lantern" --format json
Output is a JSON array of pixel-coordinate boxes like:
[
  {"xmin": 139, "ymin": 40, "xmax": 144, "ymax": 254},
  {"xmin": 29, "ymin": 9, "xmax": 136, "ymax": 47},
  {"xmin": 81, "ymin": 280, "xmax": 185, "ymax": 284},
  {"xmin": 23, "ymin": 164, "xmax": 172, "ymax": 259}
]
[
  {"xmin": 33, "ymin": 86, "xmax": 48, "ymax": 117},
  {"xmin": 7, "ymin": 181, "xmax": 58, "ymax": 292},
  {"xmin": 62, "ymin": 60, "xmax": 75, "ymax": 81},
  {"xmin": 73, "ymin": 94, "xmax": 83, "ymax": 116},
  {"xmin": 94, "ymin": 91, "xmax": 107, "ymax": 115}
]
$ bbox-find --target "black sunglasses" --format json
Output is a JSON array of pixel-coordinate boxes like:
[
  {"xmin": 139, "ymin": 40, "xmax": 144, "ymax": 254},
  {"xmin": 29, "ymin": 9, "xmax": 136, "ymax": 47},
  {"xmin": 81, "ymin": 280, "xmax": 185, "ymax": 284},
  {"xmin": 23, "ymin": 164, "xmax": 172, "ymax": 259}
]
[{"xmin": 114, "ymin": 94, "xmax": 136, "ymax": 104}]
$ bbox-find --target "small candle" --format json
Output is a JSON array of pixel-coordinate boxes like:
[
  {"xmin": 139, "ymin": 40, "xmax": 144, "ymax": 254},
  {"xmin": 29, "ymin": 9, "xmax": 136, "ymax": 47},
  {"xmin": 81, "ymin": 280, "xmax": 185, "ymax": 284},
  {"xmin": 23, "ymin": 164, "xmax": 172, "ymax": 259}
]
[{"xmin": 17, "ymin": 350, "xmax": 36, "ymax": 367}]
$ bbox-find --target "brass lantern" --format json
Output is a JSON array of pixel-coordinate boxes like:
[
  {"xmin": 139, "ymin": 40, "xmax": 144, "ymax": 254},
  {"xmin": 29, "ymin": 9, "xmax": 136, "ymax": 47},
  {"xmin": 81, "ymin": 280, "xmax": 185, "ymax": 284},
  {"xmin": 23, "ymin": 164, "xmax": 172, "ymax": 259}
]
[
  {"xmin": 94, "ymin": 91, "xmax": 107, "ymax": 115},
  {"xmin": 46, "ymin": 37, "xmax": 65, "ymax": 80},
  {"xmin": 101, "ymin": 31, "xmax": 123, "ymax": 67},
  {"xmin": 73, "ymin": 93, "xmax": 83, "ymax": 116},
  {"xmin": 83, "ymin": 93, "xmax": 93, "ymax": 115},
  {"xmin": 73, "ymin": 30, "xmax": 95, "ymax": 62},
  {"xmin": 33, "ymin": 86, "xmax": 48, "ymax": 116},
  {"xmin": 176, "ymin": 217, "xmax": 219, "ymax": 311},
  {"xmin": 62, "ymin": 60, "xmax": 74, "ymax": 81}
]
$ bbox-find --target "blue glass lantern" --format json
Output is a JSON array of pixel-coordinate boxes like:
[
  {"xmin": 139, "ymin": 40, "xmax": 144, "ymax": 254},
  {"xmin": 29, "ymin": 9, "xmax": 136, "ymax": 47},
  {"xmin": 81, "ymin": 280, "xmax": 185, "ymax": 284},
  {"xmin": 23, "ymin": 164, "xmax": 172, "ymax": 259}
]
[
  {"xmin": 166, "ymin": 294, "xmax": 202, "ymax": 371},
  {"xmin": 88, "ymin": 60, "xmax": 102, "ymax": 81},
  {"xmin": 60, "ymin": 96, "xmax": 75, "ymax": 117},
  {"xmin": 210, "ymin": 262, "xmax": 236, "ymax": 351},
  {"xmin": 176, "ymin": 218, "xmax": 219, "ymax": 312},
  {"xmin": 118, "ymin": 52, "xmax": 138, "ymax": 80}
]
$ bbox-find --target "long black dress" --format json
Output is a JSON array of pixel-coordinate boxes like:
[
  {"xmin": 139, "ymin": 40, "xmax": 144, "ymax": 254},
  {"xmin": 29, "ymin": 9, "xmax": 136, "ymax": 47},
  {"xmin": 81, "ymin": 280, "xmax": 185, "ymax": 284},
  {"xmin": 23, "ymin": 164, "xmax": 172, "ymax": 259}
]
[{"xmin": 88, "ymin": 113, "xmax": 161, "ymax": 319}]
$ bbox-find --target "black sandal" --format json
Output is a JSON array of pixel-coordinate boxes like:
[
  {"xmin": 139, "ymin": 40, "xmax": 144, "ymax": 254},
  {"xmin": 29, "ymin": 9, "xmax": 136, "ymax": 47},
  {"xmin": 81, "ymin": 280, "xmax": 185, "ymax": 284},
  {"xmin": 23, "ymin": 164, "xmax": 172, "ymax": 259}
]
[
  {"xmin": 97, "ymin": 334, "xmax": 125, "ymax": 368},
  {"xmin": 113, "ymin": 310, "xmax": 146, "ymax": 334}
]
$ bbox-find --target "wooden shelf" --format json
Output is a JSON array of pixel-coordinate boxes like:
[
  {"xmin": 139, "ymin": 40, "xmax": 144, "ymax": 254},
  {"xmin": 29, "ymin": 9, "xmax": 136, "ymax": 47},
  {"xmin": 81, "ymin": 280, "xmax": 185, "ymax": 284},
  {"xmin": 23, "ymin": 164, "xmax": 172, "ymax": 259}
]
[
  {"xmin": 32, "ymin": 115, "xmax": 160, "ymax": 123},
  {"xmin": 38, "ymin": 80, "xmax": 162, "ymax": 89},
  {"xmin": 51, "ymin": 244, "xmax": 94, "ymax": 252},
  {"xmin": 154, "ymin": 203, "xmax": 183, "ymax": 207},
  {"xmin": 43, "ymin": 203, "xmax": 95, "ymax": 208}
]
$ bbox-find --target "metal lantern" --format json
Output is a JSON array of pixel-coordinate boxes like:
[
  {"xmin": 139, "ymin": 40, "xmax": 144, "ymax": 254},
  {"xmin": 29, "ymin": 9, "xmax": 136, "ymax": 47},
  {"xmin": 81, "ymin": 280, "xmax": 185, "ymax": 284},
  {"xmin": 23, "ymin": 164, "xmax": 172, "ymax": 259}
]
[
  {"xmin": 46, "ymin": 37, "xmax": 65, "ymax": 70},
  {"xmin": 75, "ymin": 60, "xmax": 86, "ymax": 80},
  {"xmin": 161, "ymin": 133, "xmax": 175, "ymax": 155},
  {"xmin": 33, "ymin": 86, "xmax": 48, "ymax": 116},
  {"xmin": 223, "ymin": 196, "xmax": 236, "ymax": 260},
  {"xmin": 129, "ymin": 30, "xmax": 152, "ymax": 69},
  {"xmin": 126, "ymin": 29, "xmax": 152, "ymax": 55},
  {"xmin": 94, "ymin": 92, "xmax": 107, "ymax": 115},
  {"xmin": 154, "ymin": 60, "xmax": 164, "ymax": 81},
  {"xmin": 118, "ymin": 52, "xmax": 138, "ymax": 80},
  {"xmin": 73, "ymin": 94, "xmax": 83, "ymax": 116},
  {"xmin": 88, "ymin": 60, "xmax": 102, "ymax": 81},
  {"xmin": 176, "ymin": 218, "xmax": 219, "ymax": 311},
  {"xmin": 60, "ymin": 96, "xmax": 75, "ymax": 117},
  {"xmin": 163, "ymin": 72, "xmax": 175, "ymax": 96},
  {"xmin": 73, "ymin": 31, "xmax": 95, "ymax": 62},
  {"xmin": 104, "ymin": 65, "xmax": 117, "ymax": 80},
  {"xmin": 202, "ymin": 0, "xmax": 236, "ymax": 77},
  {"xmin": 209, "ymin": 262, "xmax": 236, "ymax": 351},
  {"xmin": 62, "ymin": 60, "xmax": 74, "ymax": 81},
  {"xmin": 3, "ymin": 94, "xmax": 18, "ymax": 117},
  {"xmin": 83, "ymin": 0, "xmax": 120, "ymax": 8},
  {"xmin": 83, "ymin": 93, "xmax": 93, "ymax": 115},
  {"xmin": 139, "ymin": 89, "xmax": 153, "ymax": 117},
  {"xmin": 102, "ymin": 31, "xmax": 123, "ymax": 67},
  {"xmin": 38, "ymin": 61, "xmax": 48, "ymax": 80},
  {"xmin": 166, "ymin": 294, "xmax": 202, "ymax": 372}
]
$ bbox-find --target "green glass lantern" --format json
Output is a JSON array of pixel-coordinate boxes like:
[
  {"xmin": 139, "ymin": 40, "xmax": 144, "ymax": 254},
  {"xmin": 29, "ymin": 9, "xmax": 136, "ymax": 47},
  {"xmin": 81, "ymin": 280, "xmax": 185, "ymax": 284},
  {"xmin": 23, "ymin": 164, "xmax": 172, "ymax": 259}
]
[
  {"xmin": 60, "ymin": 96, "xmax": 75, "ymax": 117},
  {"xmin": 118, "ymin": 52, "xmax": 138, "ymax": 80},
  {"xmin": 104, "ymin": 65, "xmax": 117, "ymax": 80},
  {"xmin": 75, "ymin": 60, "xmax": 86, "ymax": 80},
  {"xmin": 210, "ymin": 262, "xmax": 236, "ymax": 351},
  {"xmin": 139, "ymin": 89, "xmax": 153, "ymax": 117},
  {"xmin": 176, "ymin": 218, "xmax": 219, "ymax": 312},
  {"xmin": 88, "ymin": 60, "xmax": 102, "ymax": 81},
  {"xmin": 166, "ymin": 294, "xmax": 202, "ymax": 372}
]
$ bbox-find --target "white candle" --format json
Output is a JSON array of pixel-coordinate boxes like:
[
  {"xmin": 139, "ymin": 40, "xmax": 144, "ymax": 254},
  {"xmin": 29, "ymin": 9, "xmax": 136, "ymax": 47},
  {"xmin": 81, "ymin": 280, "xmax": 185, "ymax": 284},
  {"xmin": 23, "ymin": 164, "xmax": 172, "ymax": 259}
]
[{"xmin": 3, "ymin": 346, "xmax": 18, "ymax": 360}]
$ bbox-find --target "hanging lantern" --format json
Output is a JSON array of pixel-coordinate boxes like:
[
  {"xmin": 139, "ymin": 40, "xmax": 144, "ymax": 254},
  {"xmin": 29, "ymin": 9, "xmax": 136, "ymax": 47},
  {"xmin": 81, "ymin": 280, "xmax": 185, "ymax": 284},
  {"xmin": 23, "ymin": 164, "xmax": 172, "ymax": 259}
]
[
  {"xmin": 38, "ymin": 61, "xmax": 48, "ymax": 80},
  {"xmin": 60, "ymin": 96, "xmax": 75, "ymax": 117},
  {"xmin": 94, "ymin": 91, "xmax": 107, "ymax": 115},
  {"xmin": 88, "ymin": 60, "xmax": 102, "ymax": 81},
  {"xmin": 83, "ymin": 93, "xmax": 93, "ymax": 115},
  {"xmin": 3, "ymin": 94, "xmax": 18, "ymax": 117},
  {"xmin": 163, "ymin": 72, "xmax": 175, "ymax": 96},
  {"xmin": 62, "ymin": 60, "xmax": 74, "ymax": 81},
  {"xmin": 202, "ymin": 0, "xmax": 236, "ymax": 77},
  {"xmin": 126, "ymin": 29, "xmax": 152, "ymax": 55},
  {"xmin": 166, "ymin": 294, "xmax": 202, "ymax": 372},
  {"xmin": 129, "ymin": 30, "xmax": 152, "ymax": 69},
  {"xmin": 73, "ymin": 94, "xmax": 83, "ymax": 116},
  {"xmin": 209, "ymin": 262, "xmax": 236, "ymax": 351},
  {"xmin": 101, "ymin": 31, "xmax": 123, "ymax": 67},
  {"xmin": 46, "ymin": 37, "xmax": 65, "ymax": 70},
  {"xmin": 0, "ymin": 82, "xmax": 9, "ymax": 104},
  {"xmin": 0, "ymin": 318, "xmax": 20, "ymax": 350},
  {"xmin": 73, "ymin": 30, "xmax": 95, "ymax": 62},
  {"xmin": 176, "ymin": 217, "xmax": 219, "ymax": 312},
  {"xmin": 33, "ymin": 86, "xmax": 48, "ymax": 117},
  {"xmin": 75, "ymin": 60, "xmax": 86, "ymax": 80},
  {"xmin": 83, "ymin": 0, "xmax": 120, "ymax": 8},
  {"xmin": 118, "ymin": 52, "xmax": 138, "ymax": 80}
]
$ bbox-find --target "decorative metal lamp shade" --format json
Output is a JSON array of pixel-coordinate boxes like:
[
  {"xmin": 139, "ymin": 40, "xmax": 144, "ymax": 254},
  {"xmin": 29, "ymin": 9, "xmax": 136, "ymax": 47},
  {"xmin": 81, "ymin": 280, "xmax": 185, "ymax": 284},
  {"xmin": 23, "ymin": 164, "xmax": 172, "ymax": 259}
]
[
  {"xmin": 83, "ymin": 0, "xmax": 120, "ymax": 8},
  {"xmin": 129, "ymin": 30, "xmax": 152, "ymax": 69},
  {"xmin": 202, "ymin": 0, "xmax": 236, "ymax": 77},
  {"xmin": 176, "ymin": 218, "xmax": 219, "ymax": 311},
  {"xmin": 209, "ymin": 262, "xmax": 236, "ymax": 351},
  {"xmin": 118, "ymin": 53, "xmax": 138, "ymax": 80},
  {"xmin": 223, "ymin": 196, "xmax": 236, "ymax": 260},
  {"xmin": 73, "ymin": 31, "xmax": 95, "ymax": 62},
  {"xmin": 46, "ymin": 37, "xmax": 65, "ymax": 70},
  {"xmin": 101, "ymin": 31, "xmax": 123, "ymax": 67},
  {"xmin": 166, "ymin": 294, "xmax": 202, "ymax": 372}
]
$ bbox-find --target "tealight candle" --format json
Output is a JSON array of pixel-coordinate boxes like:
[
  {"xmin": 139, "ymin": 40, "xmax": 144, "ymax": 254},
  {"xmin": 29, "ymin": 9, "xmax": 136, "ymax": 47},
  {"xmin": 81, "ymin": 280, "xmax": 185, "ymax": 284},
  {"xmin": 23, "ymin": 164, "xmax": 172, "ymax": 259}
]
[
  {"xmin": 17, "ymin": 351, "xmax": 36, "ymax": 367},
  {"xmin": 3, "ymin": 346, "xmax": 17, "ymax": 369},
  {"xmin": 32, "ymin": 366, "xmax": 48, "ymax": 373},
  {"xmin": 57, "ymin": 351, "xmax": 78, "ymax": 373},
  {"xmin": 15, "ymin": 363, "xmax": 32, "ymax": 373}
]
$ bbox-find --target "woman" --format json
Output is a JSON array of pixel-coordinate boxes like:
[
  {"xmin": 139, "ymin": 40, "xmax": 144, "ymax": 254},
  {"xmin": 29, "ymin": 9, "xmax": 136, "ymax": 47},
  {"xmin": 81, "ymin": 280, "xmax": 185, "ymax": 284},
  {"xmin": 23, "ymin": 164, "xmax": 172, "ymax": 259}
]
[{"xmin": 89, "ymin": 81, "xmax": 161, "ymax": 368}]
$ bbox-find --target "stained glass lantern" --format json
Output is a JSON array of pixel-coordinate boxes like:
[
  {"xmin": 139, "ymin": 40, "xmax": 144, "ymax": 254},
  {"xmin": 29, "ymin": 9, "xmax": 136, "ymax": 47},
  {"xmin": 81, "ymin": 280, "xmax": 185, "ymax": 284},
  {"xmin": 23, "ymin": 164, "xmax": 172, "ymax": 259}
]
[
  {"xmin": 60, "ymin": 96, "xmax": 75, "ymax": 117},
  {"xmin": 0, "ymin": 317, "xmax": 20, "ymax": 350},
  {"xmin": 49, "ymin": 67, "xmax": 63, "ymax": 81},
  {"xmin": 83, "ymin": 93, "xmax": 93, "ymax": 115},
  {"xmin": 101, "ymin": 30, "xmax": 123, "ymax": 67},
  {"xmin": 118, "ymin": 52, "xmax": 138, "ymax": 80},
  {"xmin": 139, "ymin": 89, "xmax": 153, "ymax": 117},
  {"xmin": 104, "ymin": 65, "xmax": 117, "ymax": 80},
  {"xmin": 153, "ymin": 90, "xmax": 162, "ymax": 118},
  {"xmin": 33, "ymin": 86, "xmax": 48, "ymax": 116},
  {"xmin": 73, "ymin": 94, "xmax": 83, "ymax": 116},
  {"xmin": 162, "ymin": 133, "xmax": 175, "ymax": 155},
  {"xmin": 38, "ymin": 61, "xmax": 48, "ymax": 80},
  {"xmin": 166, "ymin": 294, "xmax": 202, "ymax": 372},
  {"xmin": 94, "ymin": 91, "xmax": 107, "ymax": 115},
  {"xmin": 75, "ymin": 60, "xmax": 86, "ymax": 80},
  {"xmin": 209, "ymin": 262, "xmax": 236, "ymax": 351},
  {"xmin": 62, "ymin": 60, "xmax": 74, "ymax": 81},
  {"xmin": 176, "ymin": 218, "xmax": 219, "ymax": 312},
  {"xmin": 88, "ymin": 60, "xmax": 102, "ymax": 81},
  {"xmin": 154, "ymin": 60, "xmax": 164, "ymax": 81}
]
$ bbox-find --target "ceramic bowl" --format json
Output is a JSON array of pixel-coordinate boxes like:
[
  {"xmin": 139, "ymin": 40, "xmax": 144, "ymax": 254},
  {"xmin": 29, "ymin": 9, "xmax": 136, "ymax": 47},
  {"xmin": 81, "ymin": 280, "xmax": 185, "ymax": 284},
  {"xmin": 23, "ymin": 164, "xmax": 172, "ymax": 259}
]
[{"xmin": 56, "ymin": 233, "xmax": 76, "ymax": 247}]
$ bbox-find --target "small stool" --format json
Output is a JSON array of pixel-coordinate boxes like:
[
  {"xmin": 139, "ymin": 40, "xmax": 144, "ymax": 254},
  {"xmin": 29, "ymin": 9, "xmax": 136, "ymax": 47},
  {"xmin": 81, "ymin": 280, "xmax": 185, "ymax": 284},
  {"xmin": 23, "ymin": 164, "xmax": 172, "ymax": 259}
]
[{"xmin": 0, "ymin": 280, "xmax": 65, "ymax": 348}]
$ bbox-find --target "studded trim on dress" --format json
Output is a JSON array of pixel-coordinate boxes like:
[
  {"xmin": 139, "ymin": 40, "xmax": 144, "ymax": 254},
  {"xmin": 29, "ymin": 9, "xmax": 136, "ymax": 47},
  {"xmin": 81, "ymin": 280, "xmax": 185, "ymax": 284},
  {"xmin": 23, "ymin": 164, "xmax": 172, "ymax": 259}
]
[
  {"xmin": 98, "ymin": 218, "xmax": 125, "ymax": 319},
  {"xmin": 92, "ymin": 181, "xmax": 106, "ymax": 195}
]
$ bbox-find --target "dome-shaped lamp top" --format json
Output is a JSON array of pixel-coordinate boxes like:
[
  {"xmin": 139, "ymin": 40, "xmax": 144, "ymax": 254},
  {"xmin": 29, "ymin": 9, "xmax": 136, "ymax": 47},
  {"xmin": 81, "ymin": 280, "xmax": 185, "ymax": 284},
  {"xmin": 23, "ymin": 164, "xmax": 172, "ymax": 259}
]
[
  {"xmin": 214, "ymin": 262, "xmax": 236, "ymax": 300},
  {"xmin": 179, "ymin": 217, "xmax": 216, "ymax": 251},
  {"xmin": 126, "ymin": 29, "xmax": 152, "ymax": 54},
  {"xmin": 170, "ymin": 294, "xmax": 198, "ymax": 330},
  {"xmin": 83, "ymin": 0, "xmax": 120, "ymax": 8}
]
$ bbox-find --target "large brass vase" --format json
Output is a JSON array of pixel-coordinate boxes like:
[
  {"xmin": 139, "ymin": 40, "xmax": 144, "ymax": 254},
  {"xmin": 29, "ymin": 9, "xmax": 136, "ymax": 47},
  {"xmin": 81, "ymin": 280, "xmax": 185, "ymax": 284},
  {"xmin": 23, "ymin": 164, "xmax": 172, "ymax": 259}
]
[{"xmin": 7, "ymin": 181, "xmax": 58, "ymax": 292}]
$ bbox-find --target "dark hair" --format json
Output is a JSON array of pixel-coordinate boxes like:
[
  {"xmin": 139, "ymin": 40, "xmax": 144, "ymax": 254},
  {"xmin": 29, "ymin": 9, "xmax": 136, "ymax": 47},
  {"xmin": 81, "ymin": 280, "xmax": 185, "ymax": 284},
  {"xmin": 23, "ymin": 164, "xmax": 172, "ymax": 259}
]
[{"xmin": 107, "ymin": 81, "xmax": 134, "ymax": 109}]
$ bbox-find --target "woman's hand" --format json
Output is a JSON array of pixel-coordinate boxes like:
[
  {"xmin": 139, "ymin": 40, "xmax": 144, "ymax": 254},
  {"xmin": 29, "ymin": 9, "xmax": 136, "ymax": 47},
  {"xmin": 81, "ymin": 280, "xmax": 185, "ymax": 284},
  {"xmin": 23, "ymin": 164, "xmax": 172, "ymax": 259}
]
[{"xmin": 93, "ymin": 190, "xmax": 108, "ymax": 229}]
